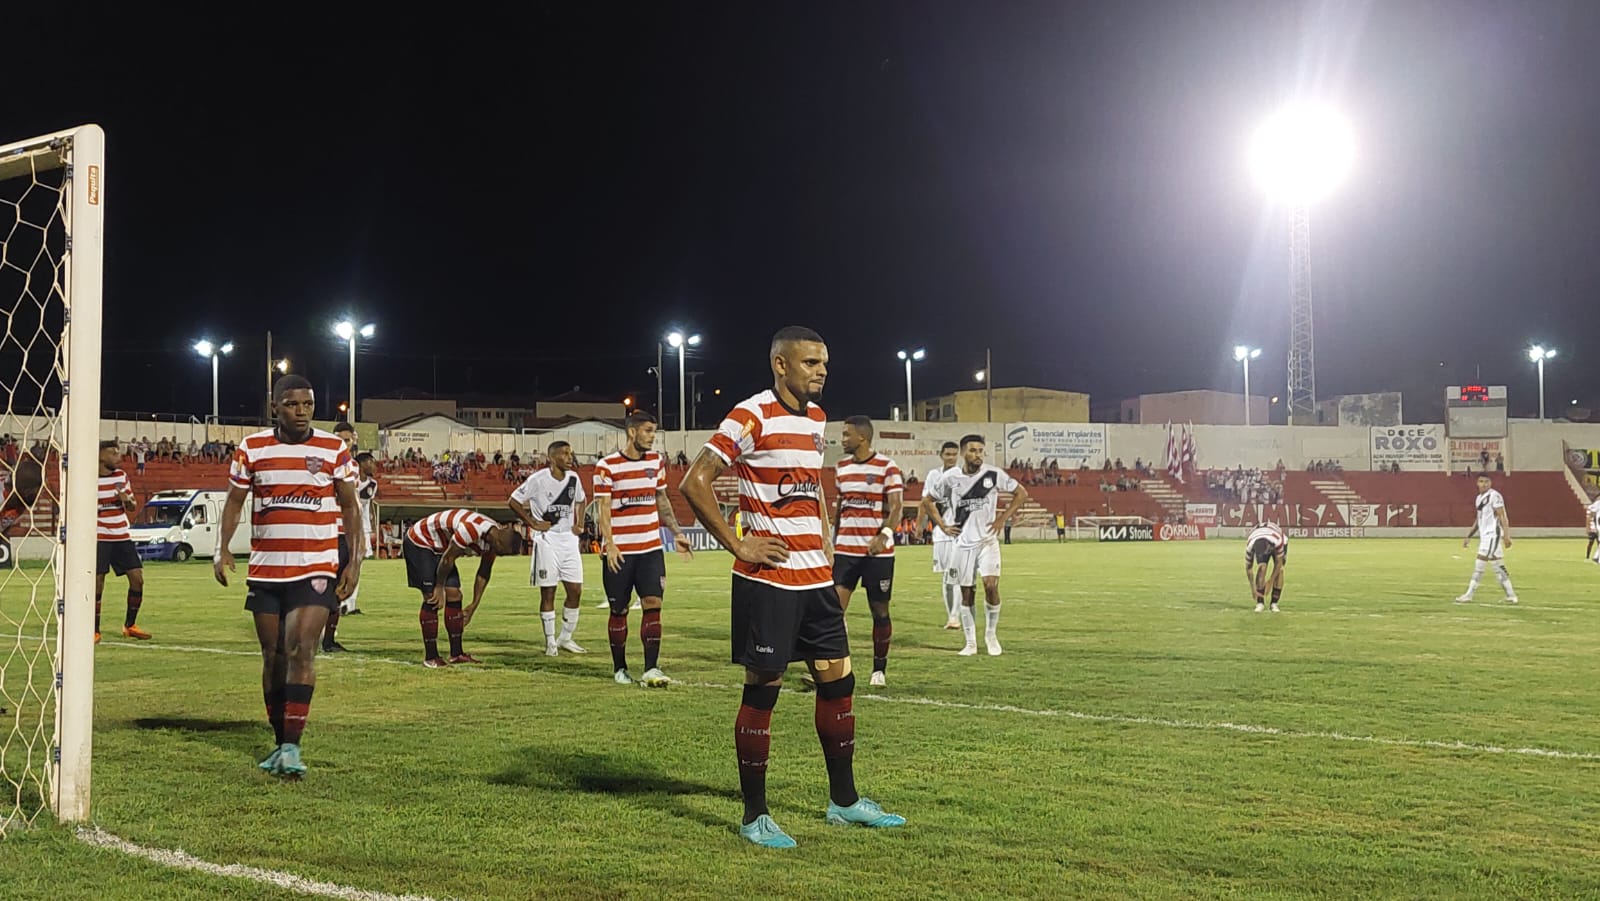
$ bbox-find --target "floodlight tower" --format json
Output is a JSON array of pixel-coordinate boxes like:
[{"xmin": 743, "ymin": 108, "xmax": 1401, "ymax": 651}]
[{"xmin": 1251, "ymin": 107, "xmax": 1353, "ymax": 426}]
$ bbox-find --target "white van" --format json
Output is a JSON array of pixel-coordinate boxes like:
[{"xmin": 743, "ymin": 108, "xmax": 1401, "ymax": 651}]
[{"xmin": 130, "ymin": 489, "xmax": 252, "ymax": 562}]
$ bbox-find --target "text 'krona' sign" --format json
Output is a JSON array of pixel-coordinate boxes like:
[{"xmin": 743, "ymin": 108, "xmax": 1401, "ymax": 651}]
[{"xmin": 1373, "ymin": 428, "xmax": 1439, "ymax": 451}]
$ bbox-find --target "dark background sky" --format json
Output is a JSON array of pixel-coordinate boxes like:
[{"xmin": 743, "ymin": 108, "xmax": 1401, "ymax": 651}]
[{"xmin": 10, "ymin": 1, "xmax": 1599, "ymax": 425}]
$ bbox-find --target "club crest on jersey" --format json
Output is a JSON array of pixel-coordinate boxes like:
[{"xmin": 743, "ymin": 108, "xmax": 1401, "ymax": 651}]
[
  {"xmin": 812, "ymin": 434, "xmax": 827, "ymax": 454},
  {"xmin": 304, "ymin": 457, "xmax": 325, "ymax": 475},
  {"xmin": 982, "ymin": 473, "xmax": 996, "ymax": 489},
  {"xmin": 644, "ymin": 467, "xmax": 656, "ymax": 481},
  {"xmin": 866, "ymin": 474, "xmax": 877, "ymax": 485}
]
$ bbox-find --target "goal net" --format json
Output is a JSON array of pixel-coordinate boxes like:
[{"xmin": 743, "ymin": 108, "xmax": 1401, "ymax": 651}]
[
  {"xmin": 0, "ymin": 126, "xmax": 104, "ymax": 832},
  {"xmin": 1073, "ymin": 514, "xmax": 1153, "ymax": 541}
]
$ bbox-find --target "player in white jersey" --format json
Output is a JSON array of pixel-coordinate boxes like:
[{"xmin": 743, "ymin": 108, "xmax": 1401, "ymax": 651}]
[
  {"xmin": 1244, "ymin": 523, "xmax": 1288, "ymax": 612},
  {"xmin": 920, "ymin": 434, "xmax": 1030, "ymax": 656},
  {"xmin": 1586, "ymin": 496, "xmax": 1600, "ymax": 562},
  {"xmin": 1456, "ymin": 474, "xmax": 1517, "ymax": 603},
  {"xmin": 510, "ymin": 440, "xmax": 588, "ymax": 655},
  {"xmin": 919, "ymin": 442, "xmax": 961, "ymax": 629}
]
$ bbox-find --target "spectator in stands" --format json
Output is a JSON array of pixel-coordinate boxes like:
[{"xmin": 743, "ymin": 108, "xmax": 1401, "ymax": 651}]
[
  {"xmin": 1114, "ymin": 457, "xmax": 1123, "ymax": 470},
  {"xmin": 1480, "ymin": 449, "xmax": 1491, "ymax": 470},
  {"xmin": 1133, "ymin": 457, "xmax": 1143, "ymax": 474},
  {"xmin": 134, "ymin": 441, "xmax": 147, "ymax": 475},
  {"xmin": 1495, "ymin": 453, "xmax": 1505, "ymax": 472},
  {"xmin": 676, "ymin": 450, "xmax": 689, "ymax": 466},
  {"xmin": 493, "ymin": 451, "xmax": 503, "ymax": 467},
  {"xmin": 1103, "ymin": 458, "xmax": 1112, "ymax": 471},
  {"xmin": 1066, "ymin": 470, "xmax": 1078, "ymax": 485}
]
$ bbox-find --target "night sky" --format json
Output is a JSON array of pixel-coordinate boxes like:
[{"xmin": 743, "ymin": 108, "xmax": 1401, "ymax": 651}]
[{"xmin": 11, "ymin": 2, "xmax": 1600, "ymax": 425}]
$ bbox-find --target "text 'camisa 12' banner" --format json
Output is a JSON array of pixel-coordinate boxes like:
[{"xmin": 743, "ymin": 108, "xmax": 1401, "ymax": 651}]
[
  {"xmin": 1369, "ymin": 425, "xmax": 1446, "ymax": 471},
  {"xmin": 1004, "ymin": 423, "xmax": 1106, "ymax": 468}
]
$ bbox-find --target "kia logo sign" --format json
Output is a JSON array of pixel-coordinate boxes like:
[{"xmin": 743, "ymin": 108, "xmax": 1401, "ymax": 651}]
[{"xmin": 1096, "ymin": 524, "xmax": 1154, "ymax": 542}]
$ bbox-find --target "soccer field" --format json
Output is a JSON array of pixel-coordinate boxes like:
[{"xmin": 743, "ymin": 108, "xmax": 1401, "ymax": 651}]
[{"xmin": 4, "ymin": 539, "xmax": 1600, "ymax": 900}]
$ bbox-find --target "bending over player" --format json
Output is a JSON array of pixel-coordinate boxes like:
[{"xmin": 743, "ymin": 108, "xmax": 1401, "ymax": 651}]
[
  {"xmin": 404, "ymin": 508, "xmax": 521, "ymax": 666},
  {"xmin": 1244, "ymin": 523, "xmax": 1288, "ymax": 613}
]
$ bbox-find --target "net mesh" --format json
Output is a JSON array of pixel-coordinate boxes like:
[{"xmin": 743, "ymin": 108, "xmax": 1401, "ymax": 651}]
[{"xmin": 0, "ymin": 137, "xmax": 71, "ymax": 833}]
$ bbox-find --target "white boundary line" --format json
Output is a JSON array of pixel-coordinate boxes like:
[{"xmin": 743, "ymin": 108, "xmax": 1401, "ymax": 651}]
[
  {"xmin": 76, "ymin": 826, "xmax": 452, "ymax": 901},
  {"xmin": 102, "ymin": 642, "xmax": 1600, "ymax": 762}
]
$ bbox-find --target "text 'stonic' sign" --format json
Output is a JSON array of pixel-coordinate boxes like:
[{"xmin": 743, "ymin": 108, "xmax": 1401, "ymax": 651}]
[
  {"xmin": 1004, "ymin": 423, "xmax": 1105, "ymax": 468},
  {"xmin": 1369, "ymin": 425, "xmax": 1445, "ymax": 471}
]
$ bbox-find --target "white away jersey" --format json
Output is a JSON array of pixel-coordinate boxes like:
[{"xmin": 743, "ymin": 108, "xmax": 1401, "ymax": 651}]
[
  {"xmin": 1475, "ymin": 489, "xmax": 1505, "ymax": 535},
  {"xmin": 512, "ymin": 467, "xmax": 586, "ymax": 539},
  {"xmin": 923, "ymin": 465, "xmax": 956, "ymax": 545},
  {"xmin": 931, "ymin": 464, "xmax": 1018, "ymax": 548},
  {"xmin": 1587, "ymin": 498, "xmax": 1600, "ymax": 531}
]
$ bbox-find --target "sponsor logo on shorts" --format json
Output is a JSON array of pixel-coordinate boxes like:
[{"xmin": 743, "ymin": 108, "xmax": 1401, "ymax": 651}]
[
  {"xmin": 538, "ymin": 569, "xmax": 548, "ymax": 579},
  {"xmin": 878, "ymin": 579, "xmax": 892, "ymax": 593},
  {"xmin": 756, "ymin": 644, "xmax": 774, "ymax": 654}
]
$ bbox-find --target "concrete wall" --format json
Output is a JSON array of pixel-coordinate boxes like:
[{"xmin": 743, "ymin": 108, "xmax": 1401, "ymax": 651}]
[
  {"xmin": 1125, "ymin": 390, "xmax": 1270, "ymax": 426},
  {"xmin": 921, "ymin": 388, "xmax": 1089, "ymax": 424},
  {"xmin": 361, "ymin": 397, "xmax": 456, "ymax": 426}
]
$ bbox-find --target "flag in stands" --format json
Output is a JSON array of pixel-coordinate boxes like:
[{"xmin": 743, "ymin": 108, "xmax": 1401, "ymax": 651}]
[
  {"xmin": 1165, "ymin": 422, "xmax": 1181, "ymax": 481},
  {"xmin": 1180, "ymin": 422, "xmax": 1197, "ymax": 482}
]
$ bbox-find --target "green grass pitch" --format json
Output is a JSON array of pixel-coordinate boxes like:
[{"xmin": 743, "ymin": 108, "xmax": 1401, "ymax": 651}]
[{"xmin": 3, "ymin": 538, "xmax": 1599, "ymax": 899}]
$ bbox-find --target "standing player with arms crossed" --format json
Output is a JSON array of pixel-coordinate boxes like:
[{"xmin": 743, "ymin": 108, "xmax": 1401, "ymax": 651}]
[
  {"xmin": 831, "ymin": 416, "xmax": 903, "ymax": 687},
  {"xmin": 214, "ymin": 375, "xmax": 363, "ymax": 778},
  {"xmin": 593, "ymin": 410, "xmax": 693, "ymax": 686},
  {"xmin": 681, "ymin": 326, "xmax": 904, "ymax": 849},
  {"xmin": 509, "ymin": 441, "xmax": 588, "ymax": 657}
]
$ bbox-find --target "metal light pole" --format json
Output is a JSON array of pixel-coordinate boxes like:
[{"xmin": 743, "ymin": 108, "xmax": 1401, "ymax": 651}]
[
  {"xmin": 688, "ymin": 371, "xmax": 704, "ymax": 429},
  {"xmin": 972, "ymin": 347, "xmax": 993, "ymax": 422},
  {"xmin": 334, "ymin": 320, "xmax": 375, "ymax": 420},
  {"xmin": 667, "ymin": 330, "xmax": 701, "ymax": 432},
  {"xmin": 897, "ymin": 348, "xmax": 925, "ymax": 421},
  {"xmin": 1529, "ymin": 345, "xmax": 1556, "ymax": 421},
  {"xmin": 265, "ymin": 330, "xmax": 290, "ymax": 420},
  {"xmin": 1234, "ymin": 345, "xmax": 1262, "ymax": 426},
  {"xmin": 194, "ymin": 339, "xmax": 234, "ymax": 421}
]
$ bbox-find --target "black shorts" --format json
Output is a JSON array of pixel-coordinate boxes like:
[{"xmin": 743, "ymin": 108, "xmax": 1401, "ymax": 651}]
[
  {"xmin": 338, "ymin": 535, "xmax": 352, "ymax": 572},
  {"xmin": 602, "ymin": 550, "xmax": 666, "ymax": 613},
  {"xmin": 1247, "ymin": 542, "xmax": 1289, "ymax": 566},
  {"xmin": 245, "ymin": 577, "xmax": 338, "ymax": 615},
  {"xmin": 404, "ymin": 535, "xmax": 460, "ymax": 593},
  {"xmin": 832, "ymin": 554, "xmax": 894, "ymax": 604},
  {"xmin": 730, "ymin": 576, "xmax": 849, "ymax": 671},
  {"xmin": 96, "ymin": 540, "xmax": 142, "ymax": 576}
]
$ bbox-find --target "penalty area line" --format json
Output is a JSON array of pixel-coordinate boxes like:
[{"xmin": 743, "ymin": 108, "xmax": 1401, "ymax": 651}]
[
  {"xmin": 75, "ymin": 826, "xmax": 452, "ymax": 901},
  {"xmin": 105, "ymin": 642, "xmax": 1600, "ymax": 762}
]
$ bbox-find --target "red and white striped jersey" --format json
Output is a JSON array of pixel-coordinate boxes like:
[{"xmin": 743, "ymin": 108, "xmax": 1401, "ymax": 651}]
[
  {"xmin": 706, "ymin": 390, "xmax": 831, "ymax": 590},
  {"xmin": 97, "ymin": 470, "xmax": 133, "ymax": 541},
  {"xmin": 230, "ymin": 429, "xmax": 357, "ymax": 583},
  {"xmin": 1245, "ymin": 523, "xmax": 1288, "ymax": 553},
  {"xmin": 407, "ymin": 508, "xmax": 498, "ymax": 556},
  {"xmin": 834, "ymin": 453, "xmax": 903, "ymax": 557},
  {"xmin": 593, "ymin": 449, "xmax": 666, "ymax": 555}
]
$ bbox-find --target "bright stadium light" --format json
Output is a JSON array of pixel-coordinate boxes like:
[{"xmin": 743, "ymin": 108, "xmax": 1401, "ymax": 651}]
[
  {"xmin": 1233, "ymin": 345, "xmax": 1263, "ymax": 426},
  {"xmin": 333, "ymin": 319, "xmax": 375, "ymax": 420},
  {"xmin": 1529, "ymin": 344, "xmax": 1556, "ymax": 421},
  {"xmin": 666, "ymin": 329, "xmax": 701, "ymax": 432},
  {"xmin": 897, "ymin": 347, "xmax": 926, "ymax": 421},
  {"xmin": 1250, "ymin": 106, "xmax": 1354, "ymax": 203},
  {"xmin": 194, "ymin": 339, "xmax": 233, "ymax": 420},
  {"xmin": 1251, "ymin": 105, "xmax": 1354, "ymax": 426}
]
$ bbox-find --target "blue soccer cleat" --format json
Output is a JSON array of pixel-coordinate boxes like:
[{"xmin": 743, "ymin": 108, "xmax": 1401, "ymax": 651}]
[
  {"xmin": 739, "ymin": 814, "xmax": 797, "ymax": 849},
  {"xmin": 825, "ymin": 797, "xmax": 905, "ymax": 828},
  {"xmin": 258, "ymin": 745, "xmax": 283, "ymax": 772},
  {"xmin": 274, "ymin": 742, "xmax": 307, "ymax": 778}
]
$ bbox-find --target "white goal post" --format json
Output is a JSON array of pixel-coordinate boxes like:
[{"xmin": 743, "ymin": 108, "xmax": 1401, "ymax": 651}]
[
  {"xmin": 0, "ymin": 125, "xmax": 104, "ymax": 830},
  {"xmin": 1072, "ymin": 515, "xmax": 1153, "ymax": 541}
]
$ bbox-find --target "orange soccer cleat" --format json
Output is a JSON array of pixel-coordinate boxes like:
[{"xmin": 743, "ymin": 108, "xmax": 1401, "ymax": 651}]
[{"xmin": 121, "ymin": 625, "xmax": 152, "ymax": 640}]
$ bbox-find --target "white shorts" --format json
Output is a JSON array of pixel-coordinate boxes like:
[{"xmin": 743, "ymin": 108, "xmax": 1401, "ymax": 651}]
[
  {"xmin": 932, "ymin": 540, "xmax": 952, "ymax": 574},
  {"xmin": 1477, "ymin": 532, "xmax": 1504, "ymax": 561},
  {"xmin": 950, "ymin": 539, "xmax": 1002, "ymax": 587},
  {"xmin": 531, "ymin": 535, "xmax": 584, "ymax": 587}
]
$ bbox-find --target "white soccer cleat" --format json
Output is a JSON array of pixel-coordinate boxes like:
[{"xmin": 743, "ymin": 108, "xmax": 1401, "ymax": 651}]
[
  {"xmin": 545, "ymin": 643, "xmax": 560, "ymax": 657},
  {"xmin": 869, "ymin": 671, "xmax": 886, "ymax": 687},
  {"xmin": 985, "ymin": 635, "xmax": 1002, "ymax": 656},
  {"xmin": 943, "ymin": 618, "xmax": 961, "ymax": 630},
  {"xmin": 1453, "ymin": 594, "xmax": 1473, "ymax": 604},
  {"xmin": 1503, "ymin": 595, "xmax": 1519, "ymax": 605},
  {"xmin": 1254, "ymin": 601, "xmax": 1264, "ymax": 613},
  {"xmin": 639, "ymin": 667, "xmax": 671, "ymax": 687},
  {"xmin": 958, "ymin": 643, "xmax": 978, "ymax": 657},
  {"xmin": 594, "ymin": 600, "xmax": 610, "ymax": 608},
  {"xmin": 1269, "ymin": 603, "xmax": 1280, "ymax": 613},
  {"xmin": 558, "ymin": 638, "xmax": 587, "ymax": 654},
  {"xmin": 614, "ymin": 669, "xmax": 634, "ymax": 685}
]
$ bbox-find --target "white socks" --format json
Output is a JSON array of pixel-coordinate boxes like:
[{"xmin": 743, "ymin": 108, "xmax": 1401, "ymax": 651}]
[
  {"xmin": 1492, "ymin": 562, "xmax": 1514, "ymax": 597},
  {"xmin": 943, "ymin": 583, "xmax": 959, "ymax": 621},
  {"xmin": 985, "ymin": 602, "xmax": 1001, "ymax": 636},
  {"xmin": 341, "ymin": 586, "xmax": 360, "ymax": 613},
  {"xmin": 541, "ymin": 610, "xmax": 557, "ymax": 645},
  {"xmin": 958, "ymin": 605, "xmax": 976, "ymax": 646},
  {"xmin": 1465, "ymin": 559, "xmax": 1486, "ymax": 597},
  {"xmin": 558, "ymin": 606, "xmax": 580, "ymax": 642}
]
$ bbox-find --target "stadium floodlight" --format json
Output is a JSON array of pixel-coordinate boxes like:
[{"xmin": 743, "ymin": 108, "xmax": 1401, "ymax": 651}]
[
  {"xmin": 333, "ymin": 320, "xmax": 375, "ymax": 421},
  {"xmin": 1250, "ymin": 105, "xmax": 1354, "ymax": 426},
  {"xmin": 275, "ymin": 358, "xmax": 289, "ymax": 373},
  {"xmin": 897, "ymin": 348, "xmax": 926, "ymax": 421},
  {"xmin": 666, "ymin": 330, "xmax": 701, "ymax": 432},
  {"xmin": 194, "ymin": 339, "xmax": 233, "ymax": 422},
  {"xmin": 1528, "ymin": 345, "xmax": 1556, "ymax": 421},
  {"xmin": 1233, "ymin": 345, "xmax": 1262, "ymax": 426}
]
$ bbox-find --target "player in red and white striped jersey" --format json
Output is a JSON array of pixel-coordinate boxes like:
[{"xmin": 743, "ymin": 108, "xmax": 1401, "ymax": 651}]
[
  {"xmin": 404, "ymin": 507, "xmax": 521, "ymax": 667},
  {"xmin": 96, "ymin": 439, "xmax": 148, "ymax": 642},
  {"xmin": 681, "ymin": 325, "xmax": 903, "ymax": 850},
  {"xmin": 320, "ymin": 421, "xmax": 360, "ymax": 652},
  {"xmin": 1244, "ymin": 523, "xmax": 1289, "ymax": 612},
  {"xmin": 214, "ymin": 375, "xmax": 364, "ymax": 779},
  {"xmin": 592, "ymin": 410, "xmax": 692, "ymax": 686},
  {"xmin": 831, "ymin": 416, "xmax": 903, "ymax": 687}
]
